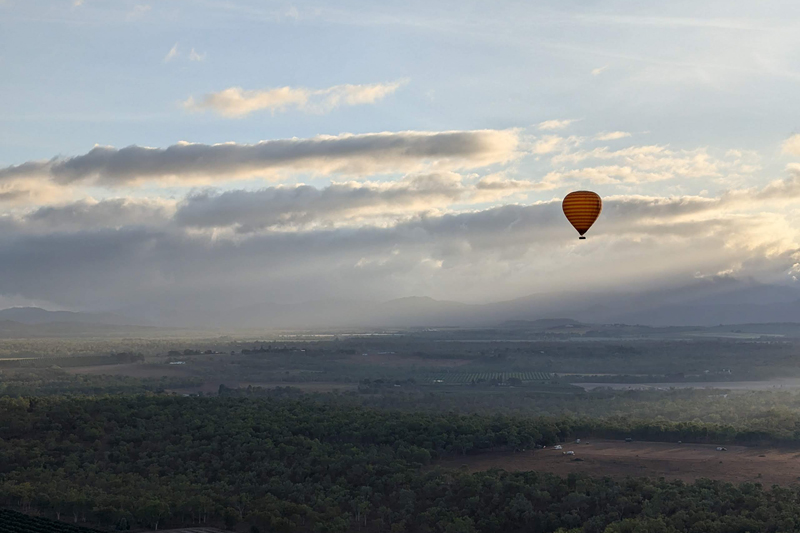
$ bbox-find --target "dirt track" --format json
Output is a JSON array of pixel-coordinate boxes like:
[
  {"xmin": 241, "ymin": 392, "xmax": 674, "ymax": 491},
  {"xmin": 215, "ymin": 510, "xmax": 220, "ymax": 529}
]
[{"xmin": 440, "ymin": 440, "xmax": 800, "ymax": 485}]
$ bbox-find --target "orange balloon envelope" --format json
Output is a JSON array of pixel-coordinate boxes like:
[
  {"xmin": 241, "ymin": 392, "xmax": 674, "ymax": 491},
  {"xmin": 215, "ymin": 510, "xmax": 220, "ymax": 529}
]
[{"xmin": 562, "ymin": 191, "xmax": 602, "ymax": 239}]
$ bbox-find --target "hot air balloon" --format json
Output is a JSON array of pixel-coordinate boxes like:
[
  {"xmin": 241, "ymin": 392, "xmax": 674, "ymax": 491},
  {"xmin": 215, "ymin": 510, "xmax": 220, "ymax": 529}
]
[{"xmin": 562, "ymin": 190, "xmax": 602, "ymax": 239}]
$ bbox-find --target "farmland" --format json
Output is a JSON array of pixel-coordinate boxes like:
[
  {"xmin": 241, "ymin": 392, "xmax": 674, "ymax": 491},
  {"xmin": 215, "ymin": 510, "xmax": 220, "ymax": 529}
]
[{"xmin": 423, "ymin": 371, "xmax": 553, "ymax": 383}]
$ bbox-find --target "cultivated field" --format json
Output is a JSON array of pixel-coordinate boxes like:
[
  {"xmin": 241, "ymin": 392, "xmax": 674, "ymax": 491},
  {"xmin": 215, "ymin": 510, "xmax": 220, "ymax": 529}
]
[
  {"xmin": 166, "ymin": 381, "xmax": 358, "ymax": 394},
  {"xmin": 64, "ymin": 363, "xmax": 196, "ymax": 378},
  {"xmin": 347, "ymin": 353, "xmax": 471, "ymax": 367},
  {"xmin": 440, "ymin": 440, "xmax": 800, "ymax": 486},
  {"xmin": 424, "ymin": 371, "xmax": 553, "ymax": 383}
]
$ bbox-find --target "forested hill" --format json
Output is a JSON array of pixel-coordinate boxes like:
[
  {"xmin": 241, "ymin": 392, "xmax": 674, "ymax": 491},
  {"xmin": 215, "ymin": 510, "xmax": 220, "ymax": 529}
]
[{"xmin": 3, "ymin": 395, "xmax": 800, "ymax": 532}]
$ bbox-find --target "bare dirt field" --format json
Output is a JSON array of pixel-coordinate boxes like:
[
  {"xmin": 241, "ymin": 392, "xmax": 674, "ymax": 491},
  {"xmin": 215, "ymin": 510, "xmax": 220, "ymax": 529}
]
[{"xmin": 439, "ymin": 440, "xmax": 800, "ymax": 486}]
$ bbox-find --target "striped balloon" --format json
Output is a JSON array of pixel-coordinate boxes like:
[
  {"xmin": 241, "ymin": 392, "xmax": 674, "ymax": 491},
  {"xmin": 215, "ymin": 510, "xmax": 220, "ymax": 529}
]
[{"xmin": 562, "ymin": 191, "xmax": 602, "ymax": 239}]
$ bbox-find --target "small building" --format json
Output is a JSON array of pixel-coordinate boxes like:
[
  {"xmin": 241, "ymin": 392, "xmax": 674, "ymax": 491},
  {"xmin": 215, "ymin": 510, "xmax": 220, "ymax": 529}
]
[{"xmin": 169, "ymin": 361, "xmax": 186, "ymax": 365}]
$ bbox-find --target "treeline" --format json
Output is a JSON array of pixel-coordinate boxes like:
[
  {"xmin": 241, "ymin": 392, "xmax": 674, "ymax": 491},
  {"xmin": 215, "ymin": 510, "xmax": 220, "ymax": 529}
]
[
  {"xmin": 0, "ymin": 369, "xmax": 202, "ymax": 397},
  {"xmin": 222, "ymin": 386, "xmax": 800, "ymax": 447},
  {"xmin": 4, "ymin": 395, "xmax": 800, "ymax": 532},
  {"xmin": 222, "ymin": 385, "xmax": 800, "ymax": 446},
  {"xmin": 0, "ymin": 353, "xmax": 143, "ymax": 369}
]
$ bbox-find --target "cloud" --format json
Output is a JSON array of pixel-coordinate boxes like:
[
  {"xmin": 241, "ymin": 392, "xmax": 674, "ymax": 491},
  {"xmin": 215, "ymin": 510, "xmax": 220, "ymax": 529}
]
[
  {"xmin": 475, "ymin": 175, "xmax": 549, "ymax": 192},
  {"xmin": 782, "ymin": 134, "xmax": 800, "ymax": 156},
  {"xmin": 184, "ymin": 80, "xmax": 407, "ymax": 118},
  {"xmin": 591, "ymin": 65, "xmax": 609, "ymax": 76},
  {"xmin": 127, "ymin": 4, "xmax": 151, "ymax": 20},
  {"xmin": 4, "ymin": 198, "xmax": 175, "ymax": 233},
  {"xmin": 546, "ymin": 145, "xmax": 753, "ymax": 186},
  {"xmin": 175, "ymin": 173, "xmax": 468, "ymax": 231},
  {"xmin": 2, "ymin": 130, "xmax": 799, "ymax": 313},
  {"xmin": 173, "ymin": 173, "xmax": 548, "ymax": 232},
  {"xmin": 532, "ymin": 135, "xmax": 567, "ymax": 154},
  {"xmin": 1, "ymin": 183, "xmax": 798, "ymax": 311},
  {"xmin": 189, "ymin": 48, "xmax": 206, "ymax": 62},
  {"xmin": 0, "ymin": 130, "xmax": 521, "ymax": 188},
  {"xmin": 0, "ymin": 177, "xmax": 74, "ymax": 207},
  {"xmin": 163, "ymin": 43, "xmax": 179, "ymax": 63},
  {"xmin": 594, "ymin": 131, "xmax": 631, "ymax": 141},
  {"xmin": 537, "ymin": 119, "xmax": 576, "ymax": 131}
]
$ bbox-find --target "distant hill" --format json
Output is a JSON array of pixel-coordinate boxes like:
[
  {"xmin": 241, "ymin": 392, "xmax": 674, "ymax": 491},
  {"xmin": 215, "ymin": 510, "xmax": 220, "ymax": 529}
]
[
  {"xmin": 0, "ymin": 319, "xmax": 178, "ymax": 338},
  {"xmin": 0, "ymin": 306, "xmax": 145, "ymax": 326},
  {"xmin": 0, "ymin": 307, "xmax": 202, "ymax": 338}
]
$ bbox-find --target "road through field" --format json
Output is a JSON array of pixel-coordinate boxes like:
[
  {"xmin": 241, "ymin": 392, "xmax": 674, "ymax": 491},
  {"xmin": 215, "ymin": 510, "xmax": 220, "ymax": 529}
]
[{"xmin": 439, "ymin": 440, "xmax": 800, "ymax": 485}]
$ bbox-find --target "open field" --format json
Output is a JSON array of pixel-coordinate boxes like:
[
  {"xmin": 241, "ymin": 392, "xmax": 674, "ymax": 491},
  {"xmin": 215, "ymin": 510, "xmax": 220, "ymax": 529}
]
[{"xmin": 439, "ymin": 439, "xmax": 800, "ymax": 485}]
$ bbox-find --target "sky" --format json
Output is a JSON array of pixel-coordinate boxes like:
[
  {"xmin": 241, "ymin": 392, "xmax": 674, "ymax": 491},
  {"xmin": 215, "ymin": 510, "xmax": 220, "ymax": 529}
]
[{"xmin": 1, "ymin": 0, "xmax": 800, "ymax": 316}]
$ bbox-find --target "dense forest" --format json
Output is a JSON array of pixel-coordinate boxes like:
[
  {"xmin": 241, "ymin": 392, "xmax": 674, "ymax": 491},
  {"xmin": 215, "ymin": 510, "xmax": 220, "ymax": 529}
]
[
  {"xmin": 0, "ymin": 368, "xmax": 202, "ymax": 397},
  {"xmin": 4, "ymin": 331, "xmax": 800, "ymax": 532},
  {"xmin": 3, "ymin": 394, "xmax": 800, "ymax": 532},
  {"xmin": 225, "ymin": 385, "xmax": 800, "ymax": 444}
]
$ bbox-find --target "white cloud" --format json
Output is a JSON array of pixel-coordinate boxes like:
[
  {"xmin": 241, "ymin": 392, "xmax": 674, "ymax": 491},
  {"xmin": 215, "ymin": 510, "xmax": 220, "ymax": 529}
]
[
  {"xmin": 127, "ymin": 4, "xmax": 151, "ymax": 20},
  {"xmin": 189, "ymin": 48, "xmax": 206, "ymax": 62},
  {"xmin": 593, "ymin": 131, "xmax": 631, "ymax": 141},
  {"xmin": 537, "ymin": 119, "xmax": 576, "ymax": 131},
  {"xmin": 532, "ymin": 135, "xmax": 566, "ymax": 154},
  {"xmin": 285, "ymin": 6, "xmax": 299, "ymax": 19},
  {"xmin": 591, "ymin": 65, "xmax": 609, "ymax": 76},
  {"xmin": 782, "ymin": 134, "xmax": 800, "ymax": 156},
  {"xmin": 538, "ymin": 141, "xmax": 765, "ymax": 189},
  {"xmin": 551, "ymin": 145, "xmax": 730, "ymax": 181},
  {"xmin": 163, "ymin": 43, "xmax": 179, "ymax": 63},
  {"xmin": 0, "ymin": 129, "xmax": 521, "ymax": 188},
  {"xmin": 184, "ymin": 80, "xmax": 408, "ymax": 118}
]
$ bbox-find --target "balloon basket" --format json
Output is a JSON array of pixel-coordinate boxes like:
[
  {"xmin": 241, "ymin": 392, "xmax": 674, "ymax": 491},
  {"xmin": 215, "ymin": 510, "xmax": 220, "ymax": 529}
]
[{"xmin": 579, "ymin": 236, "xmax": 586, "ymax": 240}]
